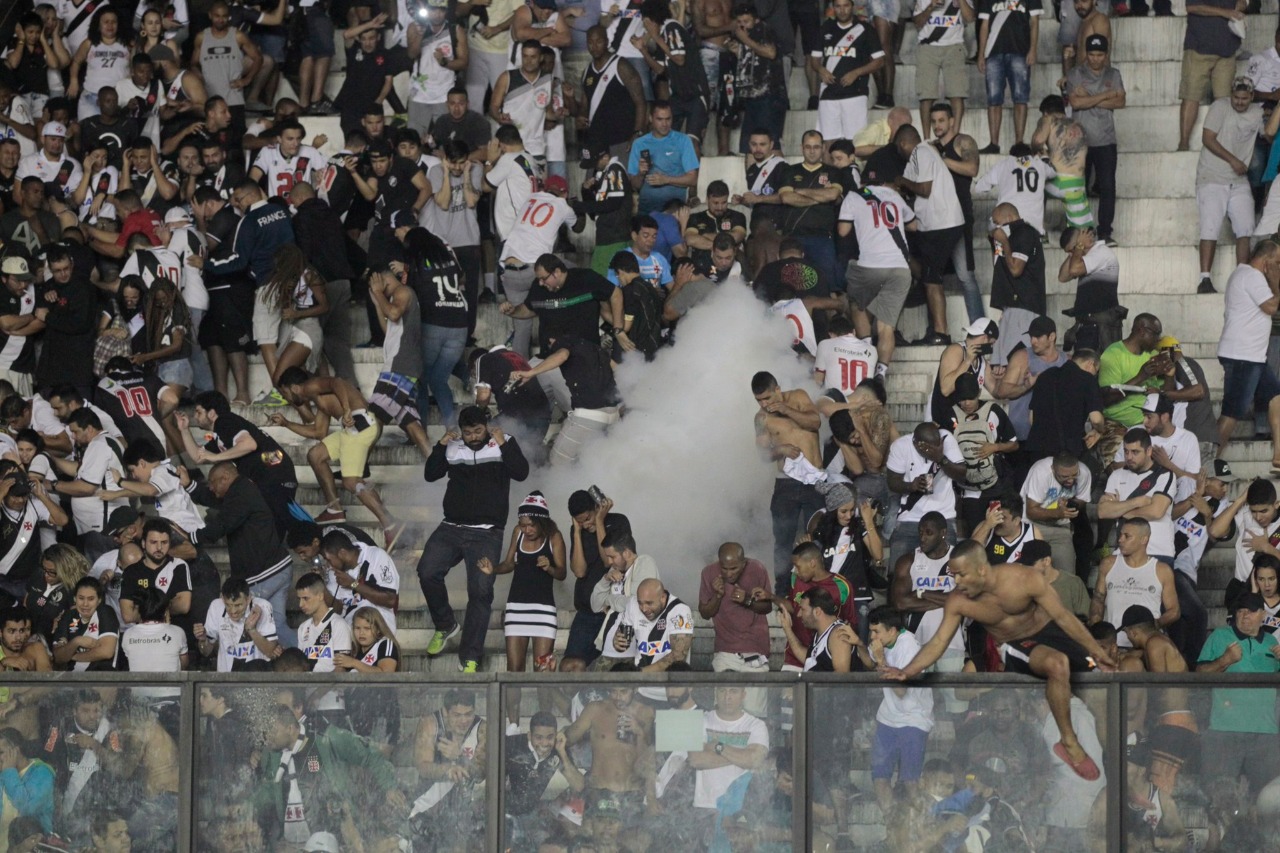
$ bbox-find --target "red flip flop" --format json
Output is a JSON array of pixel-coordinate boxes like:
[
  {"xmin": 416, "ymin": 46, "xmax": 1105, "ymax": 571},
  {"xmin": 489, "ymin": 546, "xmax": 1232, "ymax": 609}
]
[{"xmin": 1053, "ymin": 742, "xmax": 1101, "ymax": 781}]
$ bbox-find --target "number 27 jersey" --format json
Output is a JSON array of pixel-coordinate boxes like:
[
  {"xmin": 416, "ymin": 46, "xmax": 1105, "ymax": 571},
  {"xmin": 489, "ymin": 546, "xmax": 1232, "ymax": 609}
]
[{"xmin": 838, "ymin": 185, "xmax": 914, "ymax": 270}]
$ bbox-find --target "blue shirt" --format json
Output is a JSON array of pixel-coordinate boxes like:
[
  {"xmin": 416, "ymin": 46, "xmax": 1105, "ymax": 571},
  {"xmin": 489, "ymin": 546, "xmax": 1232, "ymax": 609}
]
[
  {"xmin": 628, "ymin": 130, "xmax": 700, "ymax": 214},
  {"xmin": 652, "ymin": 212, "xmax": 685, "ymax": 262},
  {"xmin": 607, "ymin": 248, "xmax": 673, "ymax": 289}
]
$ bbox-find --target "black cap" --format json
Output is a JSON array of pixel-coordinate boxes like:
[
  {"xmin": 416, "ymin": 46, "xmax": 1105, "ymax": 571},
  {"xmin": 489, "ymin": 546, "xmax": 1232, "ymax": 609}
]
[
  {"xmin": 107, "ymin": 506, "xmax": 141, "ymax": 535},
  {"xmin": 1212, "ymin": 458, "xmax": 1238, "ymax": 482},
  {"xmin": 367, "ymin": 139, "xmax": 393, "ymax": 158},
  {"xmin": 1234, "ymin": 592, "xmax": 1266, "ymax": 613},
  {"xmin": 1085, "ymin": 34, "xmax": 1109, "ymax": 53},
  {"xmin": 1017, "ymin": 540, "xmax": 1053, "ymax": 566}
]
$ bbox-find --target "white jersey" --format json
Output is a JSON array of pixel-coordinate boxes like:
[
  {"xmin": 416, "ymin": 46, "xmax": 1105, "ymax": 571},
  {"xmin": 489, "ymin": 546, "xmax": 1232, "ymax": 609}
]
[
  {"xmin": 1111, "ymin": 427, "xmax": 1201, "ymax": 503},
  {"xmin": 77, "ymin": 166, "xmax": 120, "ymax": 223},
  {"xmin": 253, "ymin": 144, "xmax": 326, "ymax": 199},
  {"xmin": 904, "ymin": 142, "xmax": 964, "ymax": 231},
  {"xmin": 771, "ymin": 299, "xmax": 818, "ymax": 356},
  {"xmin": 146, "ymin": 462, "xmax": 205, "ymax": 534},
  {"xmin": 0, "ymin": 94, "xmax": 36, "ymax": 157},
  {"xmin": 603, "ymin": 0, "xmax": 645, "ymax": 58},
  {"xmin": 56, "ymin": 0, "xmax": 111, "ymax": 54},
  {"xmin": 907, "ymin": 546, "xmax": 965, "ymax": 654},
  {"xmin": 16, "ymin": 151, "xmax": 84, "ymax": 194},
  {"xmin": 297, "ymin": 607, "xmax": 352, "ymax": 672},
  {"xmin": 486, "ymin": 150, "xmax": 540, "ymax": 240},
  {"xmin": 501, "ymin": 192, "xmax": 576, "ymax": 263},
  {"xmin": 1103, "ymin": 555, "xmax": 1163, "ymax": 630},
  {"xmin": 120, "ymin": 621, "xmax": 186, "ymax": 671},
  {"xmin": 838, "ymin": 185, "xmax": 914, "ymax": 269},
  {"xmin": 974, "ymin": 155, "xmax": 1056, "ymax": 235},
  {"xmin": 814, "ymin": 334, "xmax": 878, "ymax": 395},
  {"xmin": 83, "ymin": 41, "xmax": 130, "ymax": 96},
  {"xmin": 914, "ymin": 0, "xmax": 967, "ymax": 46},
  {"xmin": 332, "ymin": 542, "xmax": 401, "ymax": 632},
  {"xmin": 410, "ymin": 23, "xmax": 459, "ymax": 105},
  {"xmin": 120, "ymin": 247, "xmax": 182, "ymax": 292},
  {"xmin": 203, "ymin": 595, "xmax": 278, "ymax": 672},
  {"xmin": 501, "ymin": 70, "xmax": 557, "ymax": 158},
  {"xmin": 0, "ymin": 284, "xmax": 36, "ymax": 371},
  {"xmin": 167, "ymin": 225, "xmax": 209, "ymax": 311}
]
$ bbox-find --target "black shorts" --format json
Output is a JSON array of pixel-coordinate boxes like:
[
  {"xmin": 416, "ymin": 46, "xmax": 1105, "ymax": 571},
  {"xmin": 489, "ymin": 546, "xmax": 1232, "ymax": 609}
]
[
  {"xmin": 670, "ymin": 96, "xmax": 710, "ymax": 142},
  {"xmin": 201, "ymin": 285, "xmax": 255, "ymax": 353},
  {"xmin": 910, "ymin": 225, "xmax": 964, "ymax": 285},
  {"xmin": 1002, "ymin": 621, "xmax": 1098, "ymax": 675},
  {"xmin": 788, "ymin": 0, "xmax": 823, "ymax": 52}
]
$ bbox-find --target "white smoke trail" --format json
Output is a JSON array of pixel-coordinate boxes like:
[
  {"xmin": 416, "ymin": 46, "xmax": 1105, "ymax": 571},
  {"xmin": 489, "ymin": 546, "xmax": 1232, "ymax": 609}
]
[{"xmin": 535, "ymin": 282, "xmax": 813, "ymax": 604}]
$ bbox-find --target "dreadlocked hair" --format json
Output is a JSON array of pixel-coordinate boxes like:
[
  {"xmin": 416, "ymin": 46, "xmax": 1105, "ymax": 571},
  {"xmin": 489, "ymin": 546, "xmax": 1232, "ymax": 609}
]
[{"xmin": 145, "ymin": 277, "xmax": 191, "ymax": 355}]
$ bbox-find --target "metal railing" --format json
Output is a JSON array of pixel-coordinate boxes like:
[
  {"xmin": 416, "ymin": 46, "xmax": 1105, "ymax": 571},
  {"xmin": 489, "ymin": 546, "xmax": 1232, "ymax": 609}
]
[{"xmin": 3, "ymin": 671, "xmax": 1274, "ymax": 852}]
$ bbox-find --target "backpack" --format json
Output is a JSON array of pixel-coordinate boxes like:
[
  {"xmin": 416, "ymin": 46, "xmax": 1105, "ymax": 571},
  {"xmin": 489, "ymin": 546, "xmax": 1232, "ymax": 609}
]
[{"xmin": 952, "ymin": 402, "xmax": 1000, "ymax": 491}]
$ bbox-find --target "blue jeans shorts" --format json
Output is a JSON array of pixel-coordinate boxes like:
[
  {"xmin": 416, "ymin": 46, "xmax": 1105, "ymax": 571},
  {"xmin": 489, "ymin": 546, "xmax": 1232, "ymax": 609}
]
[
  {"xmin": 1220, "ymin": 356, "xmax": 1280, "ymax": 420},
  {"xmin": 984, "ymin": 52, "xmax": 1030, "ymax": 106}
]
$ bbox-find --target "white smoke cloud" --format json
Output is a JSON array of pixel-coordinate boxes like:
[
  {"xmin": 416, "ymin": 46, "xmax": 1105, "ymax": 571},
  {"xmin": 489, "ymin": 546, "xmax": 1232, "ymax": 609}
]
[{"xmin": 534, "ymin": 283, "xmax": 813, "ymax": 605}]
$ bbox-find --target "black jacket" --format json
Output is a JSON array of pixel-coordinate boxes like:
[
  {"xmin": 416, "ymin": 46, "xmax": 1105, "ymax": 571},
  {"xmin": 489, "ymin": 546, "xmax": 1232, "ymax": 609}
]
[
  {"xmin": 189, "ymin": 475, "xmax": 291, "ymax": 584},
  {"xmin": 293, "ymin": 197, "xmax": 355, "ymax": 282},
  {"xmin": 425, "ymin": 436, "xmax": 529, "ymax": 527}
]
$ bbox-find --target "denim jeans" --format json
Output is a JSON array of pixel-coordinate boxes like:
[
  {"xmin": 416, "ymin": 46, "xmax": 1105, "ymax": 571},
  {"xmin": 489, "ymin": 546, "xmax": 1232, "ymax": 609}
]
[
  {"xmin": 188, "ymin": 307, "xmax": 214, "ymax": 393},
  {"xmin": 771, "ymin": 478, "xmax": 825, "ymax": 595},
  {"xmin": 416, "ymin": 522, "xmax": 503, "ymax": 664},
  {"xmin": 419, "ymin": 324, "xmax": 467, "ymax": 427},
  {"xmin": 1086, "ymin": 144, "xmax": 1118, "ymax": 239},
  {"xmin": 251, "ymin": 567, "xmax": 297, "ymax": 649},
  {"xmin": 797, "ymin": 236, "xmax": 838, "ymax": 296},
  {"xmin": 951, "ymin": 223, "xmax": 984, "ymax": 323}
]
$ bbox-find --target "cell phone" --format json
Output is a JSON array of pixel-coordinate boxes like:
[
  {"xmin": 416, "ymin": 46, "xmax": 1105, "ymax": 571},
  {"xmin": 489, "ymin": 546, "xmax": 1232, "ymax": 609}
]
[
  {"xmin": 988, "ymin": 500, "xmax": 1001, "ymax": 513},
  {"xmin": 975, "ymin": 343, "xmax": 994, "ymax": 357},
  {"xmin": 641, "ymin": 148, "xmax": 652, "ymax": 163}
]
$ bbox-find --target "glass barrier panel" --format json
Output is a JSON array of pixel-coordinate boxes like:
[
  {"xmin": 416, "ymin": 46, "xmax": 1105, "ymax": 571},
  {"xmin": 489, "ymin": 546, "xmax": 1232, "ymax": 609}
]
[
  {"xmin": 811, "ymin": 681, "xmax": 1109, "ymax": 852},
  {"xmin": 0, "ymin": 682, "xmax": 184, "ymax": 851},
  {"xmin": 1122, "ymin": 683, "xmax": 1280, "ymax": 853},
  {"xmin": 498, "ymin": 681, "xmax": 797, "ymax": 851},
  {"xmin": 193, "ymin": 683, "xmax": 489, "ymax": 852}
]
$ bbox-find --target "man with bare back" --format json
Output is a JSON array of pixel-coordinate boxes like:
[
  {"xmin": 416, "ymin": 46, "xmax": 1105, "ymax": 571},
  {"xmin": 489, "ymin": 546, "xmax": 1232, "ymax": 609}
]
[
  {"xmin": 1059, "ymin": 0, "xmax": 1110, "ymax": 76},
  {"xmin": 271, "ymin": 365, "xmax": 401, "ymax": 548},
  {"xmin": 1032, "ymin": 94, "xmax": 1094, "ymax": 230},
  {"xmin": 752, "ymin": 371, "xmax": 825, "ymax": 595},
  {"xmin": 883, "ymin": 539, "xmax": 1117, "ymax": 781},
  {"xmin": 563, "ymin": 686, "xmax": 657, "ymax": 831},
  {"xmin": 693, "ymin": 0, "xmax": 733, "ymax": 155}
]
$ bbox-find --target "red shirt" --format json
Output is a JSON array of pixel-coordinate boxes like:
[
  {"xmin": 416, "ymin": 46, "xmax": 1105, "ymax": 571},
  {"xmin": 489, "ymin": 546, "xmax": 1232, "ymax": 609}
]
[
  {"xmin": 699, "ymin": 559, "xmax": 772, "ymax": 657},
  {"xmin": 116, "ymin": 208, "xmax": 163, "ymax": 248},
  {"xmin": 783, "ymin": 573, "xmax": 856, "ymax": 669}
]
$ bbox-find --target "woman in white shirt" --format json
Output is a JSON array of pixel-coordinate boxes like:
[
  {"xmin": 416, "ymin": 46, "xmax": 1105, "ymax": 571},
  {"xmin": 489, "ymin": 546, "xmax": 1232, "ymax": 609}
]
[{"xmin": 68, "ymin": 9, "xmax": 130, "ymax": 119}]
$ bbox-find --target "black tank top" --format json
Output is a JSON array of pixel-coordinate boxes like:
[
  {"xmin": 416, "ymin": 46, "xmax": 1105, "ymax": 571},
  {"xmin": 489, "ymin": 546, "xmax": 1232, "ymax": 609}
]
[
  {"xmin": 939, "ymin": 136, "xmax": 974, "ymax": 222},
  {"xmin": 508, "ymin": 532, "xmax": 556, "ymax": 606},
  {"xmin": 582, "ymin": 56, "xmax": 634, "ymax": 151}
]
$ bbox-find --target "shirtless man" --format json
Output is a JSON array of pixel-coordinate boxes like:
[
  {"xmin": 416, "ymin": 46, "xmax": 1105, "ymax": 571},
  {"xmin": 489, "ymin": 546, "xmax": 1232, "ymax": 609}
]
[
  {"xmin": 752, "ymin": 371, "xmax": 824, "ymax": 595},
  {"xmin": 412, "ymin": 689, "xmax": 487, "ymax": 846},
  {"xmin": 693, "ymin": 0, "xmax": 734, "ymax": 155},
  {"xmin": 563, "ymin": 686, "xmax": 658, "ymax": 828},
  {"xmin": 816, "ymin": 382, "xmax": 898, "ymax": 508},
  {"xmin": 1118, "ymin": 606, "xmax": 1186, "ymax": 673},
  {"xmin": 270, "ymin": 366, "xmax": 401, "ymax": 547},
  {"xmin": 883, "ymin": 539, "xmax": 1117, "ymax": 780},
  {"xmin": 0, "ymin": 607, "xmax": 52, "ymax": 672},
  {"xmin": 1031, "ymin": 94, "xmax": 1093, "ymax": 231},
  {"xmin": 1060, "ymin": 0, "xmax": 1110, "ymax": 76}
]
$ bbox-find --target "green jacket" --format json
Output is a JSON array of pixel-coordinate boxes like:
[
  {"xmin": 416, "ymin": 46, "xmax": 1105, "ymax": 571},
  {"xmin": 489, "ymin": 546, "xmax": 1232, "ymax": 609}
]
[{"xmin": 254, "ymin": 727, "xmax": 398, "ymax": 830}]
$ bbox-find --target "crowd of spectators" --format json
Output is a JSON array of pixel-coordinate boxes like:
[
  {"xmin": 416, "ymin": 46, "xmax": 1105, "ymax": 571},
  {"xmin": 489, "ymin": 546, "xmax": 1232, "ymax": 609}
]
[{"xmin": 3, "ymin": 0, "xmax": 1280, "ymax": 847}]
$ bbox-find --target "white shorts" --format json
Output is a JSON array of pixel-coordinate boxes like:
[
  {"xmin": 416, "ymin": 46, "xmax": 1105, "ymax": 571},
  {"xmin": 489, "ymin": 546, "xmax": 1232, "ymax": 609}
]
[
  {"xmin": 1197, "ymin": 181, "xmax": 1255, "ymax": 241},
  {"xmin": 1257, "ymin": 182, "xmax": 1280, "ymax": 236},
  {"xmin": 253, "ymin": 288, "xmax": 280, "ymax": 346},
  {"xmin": 817, "ymin": 96, "xmax": 869, "ymax": 142}
]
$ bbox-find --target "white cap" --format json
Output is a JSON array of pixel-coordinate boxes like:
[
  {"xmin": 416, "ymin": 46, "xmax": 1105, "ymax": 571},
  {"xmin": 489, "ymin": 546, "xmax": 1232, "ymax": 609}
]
[
  {"xmin": 0, "ymin": 257, "xmax": 34, "ymax": 280},
  {"xmin": 964, "ymin": 318, "xmax": 998, "ymax": 339},
  {"xmin": 163, "ymin": 206, "xmax": 192, "ymax": 224},
  {"xmin": 304, "ymin": 832, "xmax": 340, "ymax": 853},
  {"xmin": 42, "ymin": 122, "xmax": 67, "ymax": 138}
]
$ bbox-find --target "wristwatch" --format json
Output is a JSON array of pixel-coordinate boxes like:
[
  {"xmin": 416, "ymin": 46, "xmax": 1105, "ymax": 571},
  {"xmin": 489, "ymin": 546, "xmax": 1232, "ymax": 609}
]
[{"xmin": 714, "ymin": 742, "xmax": 725, "ymax": 755}]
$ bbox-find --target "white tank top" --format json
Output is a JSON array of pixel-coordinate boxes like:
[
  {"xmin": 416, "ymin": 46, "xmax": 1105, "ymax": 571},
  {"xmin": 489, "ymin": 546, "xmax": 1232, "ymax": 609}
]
[
  {"xmin": 84, "ymin": 41, "xmax": 130, "ymax": 94},
  {"xmin": 908, "ymin": 546, "xmax": 964, "ymax": 653},
  {"xmin": 1103, "ymin": 555, "xmax": 1162, "ymax": 629},
  {"xmin": 410, "ymin": 24, "xmax": 458, "ymax": 105}
]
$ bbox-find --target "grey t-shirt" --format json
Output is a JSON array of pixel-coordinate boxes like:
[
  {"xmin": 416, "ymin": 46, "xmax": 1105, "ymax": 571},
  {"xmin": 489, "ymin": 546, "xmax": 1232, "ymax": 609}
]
[
  {"xmin": 422, "ymin": 164, "xmax": 483, "ymax": 248},
  {"xmin": 1064, "ymin": 64, "xmax": 1124, "ymax": 147},
  {"xmin": 1197, "ymin": 98, "xmax": 1265, "ymax": 186},
  {"xmin": 667, "ymin": 278, "xmax": 716, "ymax": 318}
]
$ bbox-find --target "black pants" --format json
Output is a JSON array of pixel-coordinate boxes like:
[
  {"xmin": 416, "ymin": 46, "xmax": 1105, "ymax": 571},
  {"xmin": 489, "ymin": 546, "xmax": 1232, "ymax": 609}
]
[
  {"xmin": 1165, "ymin": 568, "xmax": 1208, "ymax": 668},
  {"xmin": 455, "ymin": 244, "xmax": 483, "ymax": 339},
  {"xmin": 1086, "ymin": 144, "xmax": 1118, "ymax": 239}
]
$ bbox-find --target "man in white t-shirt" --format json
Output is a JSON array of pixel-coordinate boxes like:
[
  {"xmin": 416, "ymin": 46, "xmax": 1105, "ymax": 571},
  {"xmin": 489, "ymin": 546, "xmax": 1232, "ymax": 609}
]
[
  {"xmin": 16, "ymin": 122, "xmax": 83, "ymax": 193},
  {"xmin": 857, "ymin": 605, "xmax": 933, "ymax": 817},
  {"xmin": 51, "ymin": 408, "xmax": 128, "ymax": 559},
  {"xmin": 814, "ymin": 315, "xmax": 879, "ymax": 396},
  {"xmin": 195, "ymin": 576, "xmax": 281, "ymax": 671},
  {"xmin": 1195, "ymin": 79, "xmax": 1264, "ymax": 295},
  {"xmin": 320, "ymin": 532, "xmax": 401, "ymax": 631},
  {"xmin": 1022, "ymin": 452, "xmax": 1093, "ymax": 577},
  {"xmin": 483, "ymin": 124, "xmax": 541, "ymax": 242},
  {"xmin": 295, "ymin": 571, "xmax": 352, "ymax": 672},
  {"xmin": 974, "ymin": 146, "xmax": 1054, "ymax": 236},
  {"xmin": 688, "ymin": 686, "xmax": 768, "ymax": 811},
  {"xmin": 1112, "ymin": 394, "xmax": 1200, "ymax": 504},
  {"xmin": 837, "ymin": 167, "xmax": 916, "ymax": 372},
  {"xmin": 1216, "ymin": 241, "xmax": 1280, "ymax": 462},
  {"xmin": 119, "ymin": 586, "xmax": 188, "ymax": 671},
  {"xmin": 895, "ymin": 125, "xmax": 965, "ymax": 345},
  {"xmin": 0, "ymin": 87, "xmax": 36, "ymax": 158},
  {"xmin": 615, "ymin": 577, "xmax": 693, "ymax": 672},
  {"xmin": 1099, "ymin": 429, "xmax": 1177, "ymax": 562},
  {"xmin": 885, "ymin": 422, "xmax": 966, "ymax": 569},
  {"xmin": 498, "ymin": 175, "xmax": 576, "ymax": 359},
  {"xmin": 247, "ymin": 120, "xmax": 326, "ymax": 203},
  {"xmin": 105, "ymin": 440, "xmax": 206, "ymax": 537}
]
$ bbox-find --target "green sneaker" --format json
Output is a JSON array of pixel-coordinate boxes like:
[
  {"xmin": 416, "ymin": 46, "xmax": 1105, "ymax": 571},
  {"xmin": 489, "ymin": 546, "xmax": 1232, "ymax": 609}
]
[
  {"xmin": 254, "ymin": 389, "xmax": 289, "ymax": 407},
  {"xmin": 426, "ymin": 625, "xmax": 460, "ymax": 656},
  {"xmin": 459, "ymin": 659, "xmax": 479, "ymax": 674}
]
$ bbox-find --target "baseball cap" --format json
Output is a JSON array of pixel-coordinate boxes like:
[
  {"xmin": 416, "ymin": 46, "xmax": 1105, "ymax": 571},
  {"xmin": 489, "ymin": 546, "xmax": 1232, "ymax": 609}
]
[
  {"xmin": 1084, "ymin": 34, "xmax": 1109, "ymax": 52},
  {"xmin": 1212, "ymin": 458, "xmax": 1238, "ymax": 482},
  {"xmin": 367, "ymin": 139, "xmax": 393, "ymax": 157},
  {"xmin": 544, "ymin": 175, "xmax": 569, "ymax": 194},
  {"xmin": 1156, "ymin": 335, "xmax": 1180, "ymax": 350},
  {"xmin": 1234, "ymin": 592, "xmax": 1266, "ymax": 612},
  {"xmin": 1017, "ymin": 540, "xmax": 1053, "ymax": 566},
  {"xmin": 304, "ymin": 833, "xmax": 340, "ymax": 853},
  {"xmin": 0, "ymin": 257, "xmax": 34, "ymax": 281},
  {"xmin": 1235, "ymin": 75, "xmax": 1256, "ymax": 93},
  {"xmin": 1028, "ymin": 316, "xmax": 1056, "ymax": 338},
  {"xmin": 163, "ymin": 207, "xmax": 192, "ymax": 224},
  {"xmin": 106, "ymin": 506, "xmax": 141, "ymax": 535},
  {"xmin": 42, "ymin": 122, "xmax": 67, "ymax": 138},
  {"xmin": 964, "ymin": 318, "xmax": 999, "ymax": 339},
  {"xmin": 1140, "ymin": 393, "xmax": 1173, "ymax": 416}
]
